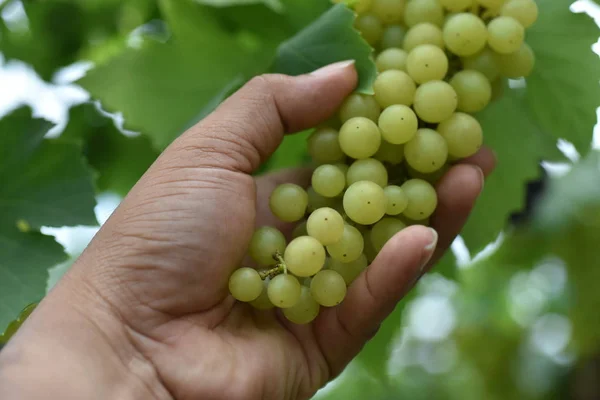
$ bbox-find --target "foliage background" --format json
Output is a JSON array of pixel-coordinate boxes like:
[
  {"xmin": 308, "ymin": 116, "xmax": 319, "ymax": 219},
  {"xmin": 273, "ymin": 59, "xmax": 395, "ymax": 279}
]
[{"xmin": 0, "ymin": 0, "xmax": 599, "ymax": 398}]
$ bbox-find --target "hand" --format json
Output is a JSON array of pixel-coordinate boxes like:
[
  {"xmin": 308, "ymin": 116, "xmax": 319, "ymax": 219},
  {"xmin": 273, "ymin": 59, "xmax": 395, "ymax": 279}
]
[{"xmin": 0, "ymin": 61, "xmax": 495, "ymax": 400}]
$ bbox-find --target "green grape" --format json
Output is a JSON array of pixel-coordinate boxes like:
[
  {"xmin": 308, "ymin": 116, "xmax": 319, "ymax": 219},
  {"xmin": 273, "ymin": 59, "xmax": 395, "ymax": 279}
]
[
  {"xmin": 401, "ymin": 178, "xmax": 438, "ymax": 219},
  {"xmin": 371, "ymin": 0, "xmax": 405, "ymax": 24},
  {"xmin": 399, "ymin": 215, "xmax": 431, "ymax": 226},
  {"xmin": 283, "ymin": 286, "xmax": 320, "ymax": 324},
  {"xmin": 335, "ymin": 163, "xmax": 350, "ymax": 177},
  {"xmin": 229, "ymin": 267, "xmax": 264, "ymax": 302},
  {"xmin": 343, "ymin": 181, "xmax": 387, "ymax": 225},
  {"xmin": 371, "ymin": 217, "xmax": 407, "ymax": 252},
  {"xmin": 270, "ymin": 184, "xmax": 308, "ymax": 223},
  {"xmin": 250, "ymin": 279, "xmax": 275, "ymax": 310},
  {"xmin": 327, "ymin": 224, "xmax": 365, "ymax": 262},
  {"xmin": 363, "ymin": 230, "xmax": 378, "ymax": 262},
  {"xmin": 328, "ymin": 254, "xmax": 368, "ymax": 285},
  {"xmin": 310, "ymin": 270, "xmax": 348, "ymax": 307},
  {"xmin": 406, "ymin": 44, "xmax": 449, "ymax": 84},
  {"xmin": 373, "ymin": 70, "xmax": 417, "ymax": 108},
  {"xmin": 495, "ymin": 42, "xmax": 535, "ymax": 78},
  {"xmin": 403, "ymin": 23, "xmax": 444, "ymax": 52},
  {"xmin": 462, "ymin": 48, "xmax": 501, "ymax": 81},
  {"xmin": 443, "ymin": 13, "xmax": 488, "ymax": 57},
  {"xmin": 284, "ymin": 236, "xmax": 326, "ymax": 277},
  {"xmin": 407, "ymin": 163, "xmax": 449, "ymax": 184},
  {"xmin": 307, "ymin": 207, "xmax": 345, "ymax": 245},
  {"xmin": 268, "ymin": 274, "xmax": 302, "ymax": 308},
  {"xmin": 381, "ymin": 24, "xmax": 406, "ymax": 49},
  {"xmin": 477, "ymin": 0, "xmax": 504, "ymax": 10},
  {"xmin": 355, "ymin": 13, "xmax": 384, "ymax": 45},
  {"xmin": 439, "ymin": 0, "xmax": 472, "ymax": 12},
  {"xmin": 487, "ymin": 16, "xmax": 524, "ymax": 54},
  {"xmin": 449, "ymin": 70, "xmax": 492, "ymax": 113},
  {"xmin": 347, "ymin": 158, "xmax": 389, "ymax": 187},
  {"xmin": 384, "ymin": 185, "xmax": 409, "ymax": 215},
  {"xmin": 333, "ymin": 0, "xmax": 374, "ymax": 13},
  {"xmin": 404, "ymin": 0, "xmax": 444, "ymax": 27},
  {"xmin": 308, "ymin": 127, "xmax": 345, "ymax": 164},
  {"xmin": 404, "ymin": 128, "xmax": 448, "ymax": 173},
  {"xmin": 378, "ymin": 104, "xmax": 418, "ymax": 145},
  {"xmin": 312, "ymin": 164, "xmax": 346, "ymax": 198},
  {"xmin": 376, "ymin": 48, "xmax": 408, "ymax": 72},
  {"xmin": 501, "ymin": 0, "xmax": 538, "ymax": 28},
  {"xmin": 307, "ymin": 186, "xmax": 338, "ymax": 213},
  {"xmin": 339, "ymin": 93, "xmax": 381, "ymax": 123},
  {"xmin": 374, "ymin": 140, "xmax": 405, "ymax": 164},
  {"xmin": 248, "ymin": 226, "xmax": 287, "ymax": 266},
  {"xmin": 339, "ymin": 117, "xmax": 382, "ymax": 159},
  {"xmin": 413, "ymin": 80, "xmax": 458, "ymax": 123},
  {"xmin": 437, "ymin": 112, "xmax": 483, "ymax": 158},
  {"xmin": 292, "ymin": 220, "xmax": 308, "ymax": 239}
]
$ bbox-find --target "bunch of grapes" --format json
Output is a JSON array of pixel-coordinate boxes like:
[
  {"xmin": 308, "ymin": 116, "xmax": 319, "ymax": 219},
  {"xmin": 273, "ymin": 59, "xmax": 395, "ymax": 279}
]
[{"xmin": 228, "ymin": 0, "xmax": 537, "ymax": 324}]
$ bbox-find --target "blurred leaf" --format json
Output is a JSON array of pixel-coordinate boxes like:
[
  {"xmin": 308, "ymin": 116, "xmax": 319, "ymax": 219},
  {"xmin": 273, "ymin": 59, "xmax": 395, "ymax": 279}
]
[
  {"xmin": 194, "ymin": 0, "xmax": 284, "ymax": 12},
  {"xmin": 526, "ymin": 0, "xmax": 600, "ymax": 155},
  {"xmin": 273, "ymin": 3, "xmax": 377, "ymax": 94}
]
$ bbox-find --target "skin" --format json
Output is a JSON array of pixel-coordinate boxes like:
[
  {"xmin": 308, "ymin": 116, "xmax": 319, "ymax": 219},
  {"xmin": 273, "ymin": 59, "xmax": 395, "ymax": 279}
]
[{"xmin": 0, "ymin": 61, "xmax": 495, "ymax": 400}]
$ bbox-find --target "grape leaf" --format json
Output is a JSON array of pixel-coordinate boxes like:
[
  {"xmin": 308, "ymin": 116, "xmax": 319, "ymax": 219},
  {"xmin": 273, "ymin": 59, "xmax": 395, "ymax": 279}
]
[
  {"xmin": 526, "ymin": 0, "xmax": 600, "ymax": 154},
  {"xmin": 272, "ymin": 3, "xmax": 377, "ymax": 94}
]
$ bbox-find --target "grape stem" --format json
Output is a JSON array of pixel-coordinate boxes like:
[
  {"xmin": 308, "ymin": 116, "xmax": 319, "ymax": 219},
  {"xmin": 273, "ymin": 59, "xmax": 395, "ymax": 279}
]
[
  {"xmin": 258, "ymin": 251, "xmax": 288, "ymax": 280},
  {"xmin": 273, "ymin": 251, "xmax": 287, "ymax": 274}
]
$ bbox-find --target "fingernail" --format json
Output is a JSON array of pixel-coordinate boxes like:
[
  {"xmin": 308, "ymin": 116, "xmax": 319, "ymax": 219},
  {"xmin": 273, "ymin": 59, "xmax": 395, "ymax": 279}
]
[
  {"xmin": 310, "ymin": 60, "xmax": 356, "ymax": 77},
  {"xmin": 420, "ymin": 228, "xmax": 438, "ymax": 271},
  {"xmin": 472, "ymin": 165, "xmax": 485, "ymax": 193}
]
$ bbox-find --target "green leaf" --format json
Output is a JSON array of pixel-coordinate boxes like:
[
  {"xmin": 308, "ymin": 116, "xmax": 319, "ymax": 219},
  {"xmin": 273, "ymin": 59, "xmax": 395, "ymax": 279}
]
[
  {"xmin": 526, "ymin": 0, "xmax": 600, "ymax": 154},
  {"xmin": 272, "ymin": 3, "xmax": 377, "ymax": 94},
  {"xmin": 194, "ymin": 0, "xmax": 284, "ymax": 13}
]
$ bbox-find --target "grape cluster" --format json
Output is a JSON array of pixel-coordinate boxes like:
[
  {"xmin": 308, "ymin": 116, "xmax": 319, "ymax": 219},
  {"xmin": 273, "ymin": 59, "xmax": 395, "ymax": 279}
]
[{"xmin": 228, "ymin": 0, "xmax": 537, "ymax": 324}]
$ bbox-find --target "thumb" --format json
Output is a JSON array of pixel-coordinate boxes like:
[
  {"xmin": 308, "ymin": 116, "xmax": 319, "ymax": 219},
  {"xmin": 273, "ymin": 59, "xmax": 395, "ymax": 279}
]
[{"xmin": 173, "ymin": 60, "xmax": 358, "ymax": 173}]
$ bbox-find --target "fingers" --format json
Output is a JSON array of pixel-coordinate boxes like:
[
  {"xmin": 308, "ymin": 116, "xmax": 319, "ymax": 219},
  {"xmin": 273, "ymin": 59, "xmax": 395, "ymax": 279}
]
[
  {"xmin": 171, "ymin": 61, "xmax": 358, "ymax": 173},
  {"xmin": 316, "ymin": 226, "xmax": 438, "ymax": 375}
]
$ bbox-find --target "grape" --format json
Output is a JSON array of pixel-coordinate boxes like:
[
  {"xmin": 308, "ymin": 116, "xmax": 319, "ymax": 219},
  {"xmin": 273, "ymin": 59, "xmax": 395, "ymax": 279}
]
[
  {"xmin": 413, "ymin": 80, "xmax": 458, "ymax": 123},
  {"xmin": 403, "ymin": 23, "xmax": 444, "ymax": 52},
  {"xmin": 307, "ymin": 186, "xmax": 338, "ymax": 213},
  {"xmin": 308, "ymin": 127, "xmax": 345, "ymax": 164},
  {"xmin": 362, "ymin": 231, "xmax": 378, "ymax": 262},
  {"xmin": 401, "ymin": 179, "xmax": 438, "ymax": 220},
  {"xmin": 487, "ymin": 16, "xmax": 525, "ymax": 54},
  {"xmin": 462, "ymin": 48, "xmax": 501, "ymax": 81},
  {"xmin": 307, "ymin": 207, "xmax": 345, "ymax": 245},
  {"xmin": 355, "ymin": 13, "xmax": 384, "ymax": 45},
  {"xmin": 250, "ymin": 279, "xmax": 275, "ymax": 310},
  {"xmin": 374, "ymin": 140, "xmax": 405, "ymax": 164},
  {"xmin": 437, "ymin": 112, "xmax": 483, "ymax": 158},
  {"xmin": 371, "ymin": 0, "xmax": 405, "ymax": 24},
  {"xmin": 381, "ymin": 24, "xmax": 406, "ymax": 49},
  {"xmin": 347, "ymin": 158, "xmax": 389, "ymax": 187},
  {"xmin": 310, "ymin": 270, "xmax": 348, "ymax": 307},
  {"xmin": 501, "ymin": 0, "xmax": 538, "ymax": 28},
  {"xmin": 384, "ymin": 185, "xmax": 409, "ymax": 215},
  {"xmin": 378, "ymin": 104, "xmax": 418, "ymax": 145},
  {"xmin": 449, "ymin": 70, "xmax": 492, "ymax": 113},
  {"xmin": 407, "ymin": 163, "xmax": 448, "ymax": 184},
  {"xmin": 284, "ymin": 236, "xmax": 326, "ymax": 277},
  {"xmin": 229, "ymin": 267, "xmax": 264, "ymax": 302},
  {"xmin": 373, "ymin": 70, "xmax": 417, "ymax": 108},
  {"xmin": 404, "ymin": 0, "xmax": 444, "ymax": 28},
  {"xmin": 339, "ymin": 94, "xmax": 381, "ymax": 123},
  {"xmin": 327, "ymin": 224, "xmax": 365, "ymax": 262},
  {"xmin": 404, "ymin": 128, "xmax": 448, "ymax": 173},
  {"xmin": 371, "ymin": 217, "xmax": 407, "ymax": 252},
  {"xmin": 292, "ymin": 220, "xmax": 308, "ymax": 239},
  {"xmin": 376, "ymin": 48, "xmax": 408, "ymax": 72},
  {"xmin": 312, "ymin": 164, "xmax": 346, "ymax": 198},
  {"xmin": 268, "ymin": 274, "xmax": 302, "ymax": 308},
  {"xmin": 270, "ymin": 183, "xmax": 308, "ymax": 222},
  {"xmin": 477, "ymin": 0, "xmax": 504, "ymax": 10},
  {"xmin": 495, "ymin": 42, "xmax": 535, "ymax": 78},
  {"xmin": 339, "ymin": 117, "xmax": 382, "ymax": 159},
  {"xmin": 443, "ymin": 13, "xmax": 488, "ymax": 57},
  {"xmin": 335, "ymin": 163, "xmax": 350, "ymax": 177},
  {"xmin": 328, "ymin": 253, "xmax": 368, "ymax": 285},
  {"xmin": 343, "ymin": 181, "xmax": 387, "ymax": 225},
  {"xmin": 249, "ymin": 226, "xmax": 287, "ymax": 266},
  {"xmin": 283, "ymin": 286, "xmax": 320, "ymax": 324},
  {"xmin": 406, "ymin": 44, "xmax": 449, "ymax": 84},
  {"xmin": 439, "ymin": 0, "xmax": 472, "ymax": 12}
]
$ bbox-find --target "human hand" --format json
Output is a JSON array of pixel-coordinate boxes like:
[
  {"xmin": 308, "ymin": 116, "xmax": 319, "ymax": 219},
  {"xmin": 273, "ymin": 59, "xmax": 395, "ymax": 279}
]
[{"xmin": 0, "ymin": 61, "xmax": 495, "ymax": 400}]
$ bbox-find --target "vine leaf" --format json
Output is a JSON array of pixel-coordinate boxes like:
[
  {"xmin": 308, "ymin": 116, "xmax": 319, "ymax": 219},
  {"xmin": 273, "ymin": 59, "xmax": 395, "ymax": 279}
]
[{"xmin": 272, "ymin": 3, "xmax": 377, "ymax": 94}]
